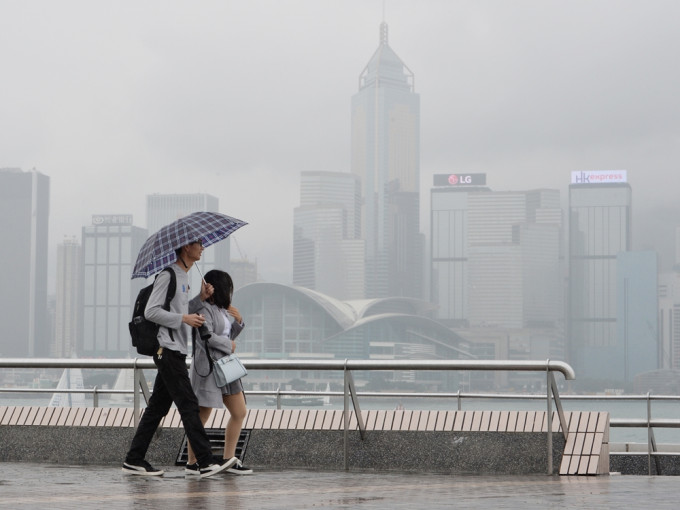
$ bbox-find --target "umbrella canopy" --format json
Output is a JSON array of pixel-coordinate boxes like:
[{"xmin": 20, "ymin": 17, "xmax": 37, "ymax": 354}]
[{"xmin": 132, "ymin": 211, "xmax": 247, "ymax": 279}]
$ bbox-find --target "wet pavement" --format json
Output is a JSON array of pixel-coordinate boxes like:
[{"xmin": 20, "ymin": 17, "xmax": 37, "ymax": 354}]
[{"xmin": 1, "ymin": 462, "xmax": 678, "ymax": 509}]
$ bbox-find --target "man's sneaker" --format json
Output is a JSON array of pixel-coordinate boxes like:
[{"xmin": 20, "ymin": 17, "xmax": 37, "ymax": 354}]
[
  {"xmin": 199, "ymin": 456, "xmax": 238, "ymax": 479},
  {"xmin": 184, "ymin": 463, "xmax": 200, "ymax": 476},
  {"xmin": 226, "ymin": 459, "xmax": 253, "ymax": 475},
  {"xmin": 122, "ymin": 460, "xmax": 164, "ymax": 476}
]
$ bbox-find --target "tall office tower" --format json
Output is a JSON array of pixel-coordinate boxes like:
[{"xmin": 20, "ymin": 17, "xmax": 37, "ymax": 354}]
[
  {"xmin": 81, "ymin": 215, "xmax": 148, "ymax": 357},
  {"xmin": 54, "ymin": 237, "xmax": 81, "ymax": 357},
  {"xmin": 431, "ymin": 174, "xmax": 562, "ymax": 329},
  {"xmin": 293, "ymin": 171, "xmax": 365, "ymax": 299},
  {"xmin": 0, "ymin": 168, "xmax": 50, "ymax": 357},
  {"xmin": 351, "ymin": 22, "xmax": 421, "ymax": 298},
  {"xmin": 147, "ymin": 194, "xmax": 231, "ymax": 293},
  {"xmin": 617, "ymin": 251, "xmax": 658, "ymax": 383},
  {"xmin": 569, "ymin": 170, "xmax": 632, "ymax": 382},
  {"xmin": 431, "ymin": 173, "xmax": 490, "ymax": 326},
  {"xmin": 658, "ymin": 227, "xmax": 680, "ymax": 371}
]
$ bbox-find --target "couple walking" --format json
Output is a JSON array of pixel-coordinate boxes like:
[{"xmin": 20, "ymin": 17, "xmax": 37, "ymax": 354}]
[{"xmin": 122, "ymin": 240, "xmax": 251, "ymax": 478}]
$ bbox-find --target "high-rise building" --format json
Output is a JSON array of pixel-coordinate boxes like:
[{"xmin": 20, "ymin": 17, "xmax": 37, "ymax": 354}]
[
  {"xmin": 146, "ymin": 194, "xmax": 231, "ymax": 293},
  {"xmin": 568, "ymin": 170, "xmax": 632, "ymax": 382},
  {"xmin": 293, "ymin": 171, "xmax": 364, "ymax": 300},
  {"xmin": 431, "ymin": 173, "xmax": 490, "ymax": 326},
  {"xmin": 0, "ymin": 168, "xmax": 50, "ymax": 357},
  {"xmin": 81, "ymin": 215, "xmax": 147, "ymax": 357},
  {"xmin": 617, "ymin": 251, "xmax": 658, "ymax": 383},
  {"xmin": 658, "ymin": 228, "xmax": 680, "ymax": 371},
  {"xmin": 54, "ymin": 237, "xmax": 81, "ymax": 357},
  {"xmin": 431, "ymin": 174, "xmax": 562, "ymax": 329},
  {"xmin": 351, "ymin": 22, "xmax": 421, "ymax": 298}
]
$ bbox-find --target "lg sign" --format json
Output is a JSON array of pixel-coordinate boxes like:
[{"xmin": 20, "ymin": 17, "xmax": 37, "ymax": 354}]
[
  {"xmin": 434, "ymin": 173, "xmax": 486, "ymax": 186},
  {"xmin": 448, "ymin": 174, "xmax": 473, "ymax": 185}
]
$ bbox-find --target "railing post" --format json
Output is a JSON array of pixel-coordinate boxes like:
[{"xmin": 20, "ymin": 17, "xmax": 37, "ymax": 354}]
[
  {"xmin": 343, "ymin": 359, "xmax": 349, "ymax": 471},
  {"xmin": 547, "ymin": 361, "xmax": 553, "ymax": 475},
  {"xmin": 93, "ymin": 386, "xmax": 99, "ymax": 408},
  {"xmin": 647, "ymin": 392, "xmax": 651, "ymax": 475},
  {"xmin": 457, "ymin": 389, "xmax": 461, "ymax": 411},
  {"xmin": 646, "ymin": 392, "xmax": 661, "ymax": 475},
  {"xmin": 133, "ymin": 361, "xmax": 140, "ymax": 427}
]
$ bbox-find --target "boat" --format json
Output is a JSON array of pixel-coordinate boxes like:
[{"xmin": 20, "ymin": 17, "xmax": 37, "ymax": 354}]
[{"xmin": 265, "ymin": 395, "xmax": 325, "ymax": 407}]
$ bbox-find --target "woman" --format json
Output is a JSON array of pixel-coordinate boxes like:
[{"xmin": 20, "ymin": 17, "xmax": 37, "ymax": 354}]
[{"xmin": 186, "ymin": 269, "xmax": 252, "ymax": 475}]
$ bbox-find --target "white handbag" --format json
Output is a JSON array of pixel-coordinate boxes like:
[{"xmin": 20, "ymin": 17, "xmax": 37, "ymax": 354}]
[{"xmin": 212, "ymin": 354, "xmax": 248, "ymax": 387}]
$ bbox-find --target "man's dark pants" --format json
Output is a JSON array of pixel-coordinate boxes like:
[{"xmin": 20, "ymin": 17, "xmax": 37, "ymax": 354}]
[{"xmin": 125, "ymin": 349, "xmax": 214, "ymax": 467}]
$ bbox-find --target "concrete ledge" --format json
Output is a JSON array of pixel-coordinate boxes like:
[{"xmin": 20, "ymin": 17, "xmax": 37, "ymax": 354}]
[
  {"xmin": 0, "ymin": 426, "xmax": 184, "ymax": 466},
  {"xmin": 247, "ymin": 429, "xmax": 566, "ymax": 474},
  {"xmin": 611, "ymin": 453, "xmax": 680, "ymax": 475},
  {"xmin": 0, "ymin": 407, "xmax": 608, "ymax": 475}
]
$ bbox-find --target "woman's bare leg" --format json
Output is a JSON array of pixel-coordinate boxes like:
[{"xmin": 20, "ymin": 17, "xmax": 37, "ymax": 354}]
[
  {"xmin": 222, "ymin": 392, "xmax": 247, "ymax": 459},
  {"xmin": 186, "ymin": 406, "xmax": 214, "ymax": 465}
]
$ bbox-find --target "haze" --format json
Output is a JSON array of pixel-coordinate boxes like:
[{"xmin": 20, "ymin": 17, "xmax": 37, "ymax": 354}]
[{"xmin": 1, "ymin": 0, "xmax": 679, "ymax": 289}]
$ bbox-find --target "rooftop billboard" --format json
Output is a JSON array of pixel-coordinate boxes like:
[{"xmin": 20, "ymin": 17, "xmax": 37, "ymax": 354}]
[
  {"xmin": 433, "ymin": 173, "xmax": 486, "ymax": 186},
  {"xmin": 571, "ymin": 170, "xmax": 627, "ymax": 184}
]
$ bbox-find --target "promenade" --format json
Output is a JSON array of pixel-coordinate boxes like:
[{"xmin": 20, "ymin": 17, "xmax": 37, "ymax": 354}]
[{"xmin": 1, "ymin": 463, "xmax": 678, "ymax": 510}]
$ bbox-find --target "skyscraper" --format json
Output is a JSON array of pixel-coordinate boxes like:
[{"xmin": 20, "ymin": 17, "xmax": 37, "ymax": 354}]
[
  {"xmin": 54, "ymin": 237, "xmax": 81, "ymax": 357},
  {"xmin": 431, "ymin": 174, "xmax": 562, "ymax": 329},
  {"xmin": 568, "ymin": 170, "xmax": 632, "ymax": 382},
  {"xmin": 81, "ymin": 215, "xmax": 147, "ymax": 357},
  {"xmin": 293, "ymin": 171, "xmax": 364, "ymax": 299},
  {"xmin": 351, "ymin": 22, "xmax": 421, "ymax": 298},
  {"xmin": 146, "ymin": 194, "xmax": 231, "ymax": 293},
  {"xmin": 430, "ymin": 173, "xmax": 490, "ymax": 326},
  {"xmin": 617, "ymin": 251, "xmax": 658, "ymax": 383},
  {"xmin": 0, "ymin": 168, "xmax": 50, "ymax": 357}
]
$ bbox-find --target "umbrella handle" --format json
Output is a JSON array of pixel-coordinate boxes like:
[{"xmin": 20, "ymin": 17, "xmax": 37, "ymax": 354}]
[{"xmin": 194, "ymin": 263, "xmax": 207, "ymax": 286}]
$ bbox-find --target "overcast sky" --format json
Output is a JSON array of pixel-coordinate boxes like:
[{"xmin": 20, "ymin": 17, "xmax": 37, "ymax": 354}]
[{"xmin": 2, "ymin": 0, "xmax": 679, "ymax": 288}]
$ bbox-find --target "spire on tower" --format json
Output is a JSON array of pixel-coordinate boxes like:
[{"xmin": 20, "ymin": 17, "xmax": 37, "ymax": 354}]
[{"xmin": 380, "ymin": 21, "xmax": 388, "ymax": 45}]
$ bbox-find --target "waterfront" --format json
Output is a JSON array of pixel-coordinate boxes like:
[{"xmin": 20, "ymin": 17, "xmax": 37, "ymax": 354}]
[{"xmin": 1, "ymin": 463, "xmax": 679, "ymax": 510}]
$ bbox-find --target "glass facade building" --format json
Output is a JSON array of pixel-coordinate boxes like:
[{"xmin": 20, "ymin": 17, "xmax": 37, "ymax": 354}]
[
  {"xmin": 233, "ymin": 282, "xmax": 467, "ymax": 391},
  {"xmin": 351, "ymin": 22, "xmax": 421, "ymax": 299},
  {"xmin": 54, "ymin": 237, "xmax": 81, "ymax": 357},
  {"xmin": 0, "ymin": 168, "xmax": 50, "ymax": 357},
  {"xmin": 81, "ymin": 215, "xmax": 147, "ymax": 356},
  {"xmin": 431, "ymin": 184, "xmax": 562, "ymax": 329},
  {"xmin": 293, "ymin": 171, "xmax": 364, "ymax": 300},
  {"xmin": 616, "ymin": 251, "xmax": 658, "ymax": 383},
  {"xmin": 568, "ymin": 181, "xmax": 632, "ymax": 381}
]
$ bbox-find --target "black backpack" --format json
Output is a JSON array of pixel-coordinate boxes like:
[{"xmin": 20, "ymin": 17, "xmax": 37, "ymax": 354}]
[{"xmin": 128, "ymin": 267, "xmax": 177, "ymax": 356}]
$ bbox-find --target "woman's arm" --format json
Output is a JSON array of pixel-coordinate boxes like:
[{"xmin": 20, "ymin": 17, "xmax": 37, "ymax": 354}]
[
  {"xmin": 228, "ymin": 305, "xmax": 245, "ymax": 340},
  {"xmin": 202, "ymin": 305, "xmax": 232, "ymax": 355}
]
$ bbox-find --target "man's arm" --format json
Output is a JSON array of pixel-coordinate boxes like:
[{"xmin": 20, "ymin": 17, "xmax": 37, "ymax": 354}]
[{"xmin": 144, "ymin": 270, "xmax": 183, "ymax": 330}]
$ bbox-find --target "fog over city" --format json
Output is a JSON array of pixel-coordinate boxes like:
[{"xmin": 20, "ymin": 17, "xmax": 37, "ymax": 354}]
[{"xmin": 2, "ymin": 0, "xmax": 679, "ymax": 290}]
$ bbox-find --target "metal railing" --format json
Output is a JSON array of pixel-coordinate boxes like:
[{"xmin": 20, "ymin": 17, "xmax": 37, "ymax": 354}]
[{"xmin": 0, "ymin": 357, "xmax": 573, "ymax": 473}]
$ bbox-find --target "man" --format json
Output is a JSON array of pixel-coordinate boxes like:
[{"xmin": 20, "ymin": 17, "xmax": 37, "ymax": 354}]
[{"xmin": 122, "ymin": 240, "xmax": 238, "ymax": 478}]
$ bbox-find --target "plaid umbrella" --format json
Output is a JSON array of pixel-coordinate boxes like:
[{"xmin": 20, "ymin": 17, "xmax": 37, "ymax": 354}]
[{"xmin": 132, "ymin": 211, "xmax": 247, "ymax": 279}]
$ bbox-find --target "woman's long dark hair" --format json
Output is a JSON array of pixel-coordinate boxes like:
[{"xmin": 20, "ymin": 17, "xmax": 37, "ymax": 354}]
[{"xmin": 204, "ymin": 269, "xmax": 234, "ymax": 310}]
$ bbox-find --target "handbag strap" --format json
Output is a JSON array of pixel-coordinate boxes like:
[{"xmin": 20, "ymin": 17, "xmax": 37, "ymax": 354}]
[{"xmin": 191, "ymin": 328, "xmax": 215, "ymax": 378}]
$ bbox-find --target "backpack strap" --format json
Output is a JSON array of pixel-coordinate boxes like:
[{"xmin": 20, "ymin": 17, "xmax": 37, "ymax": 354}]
[
  {"xmin": 162, "ymin": 266, "xmax": 177, "ymax": 310},
  {"xmin": 159, "ymin": 266, "xmax": 177, "ymax": 342}
]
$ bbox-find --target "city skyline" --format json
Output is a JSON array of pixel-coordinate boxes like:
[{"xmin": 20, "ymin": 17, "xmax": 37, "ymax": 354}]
[{"xmin": 1, "ymin": 1, "xmax": 679, "ymax": 291}]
